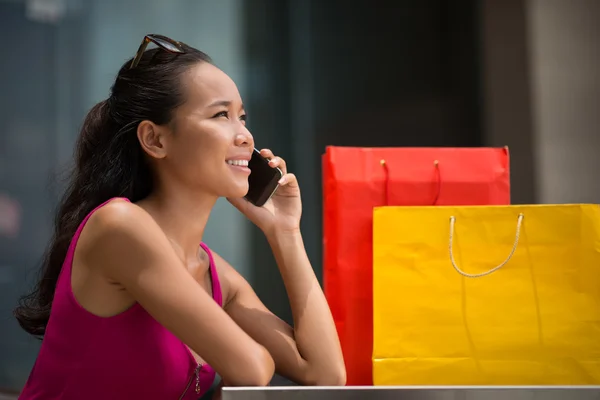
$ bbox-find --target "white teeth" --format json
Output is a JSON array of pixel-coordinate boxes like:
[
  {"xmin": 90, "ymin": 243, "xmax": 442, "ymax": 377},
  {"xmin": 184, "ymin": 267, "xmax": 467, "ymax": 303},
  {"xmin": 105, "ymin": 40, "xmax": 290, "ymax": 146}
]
[{"xmin": 226, "ymin": 160, "xmax": 249, "ymax": 167}]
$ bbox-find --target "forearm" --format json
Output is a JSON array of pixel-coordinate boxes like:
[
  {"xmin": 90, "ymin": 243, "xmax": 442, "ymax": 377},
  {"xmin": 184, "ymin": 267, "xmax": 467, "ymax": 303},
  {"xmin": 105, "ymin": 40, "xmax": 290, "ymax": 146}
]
[{"xmin": 267, "ymin": 230, "xmax": 345, "ymax": 384}]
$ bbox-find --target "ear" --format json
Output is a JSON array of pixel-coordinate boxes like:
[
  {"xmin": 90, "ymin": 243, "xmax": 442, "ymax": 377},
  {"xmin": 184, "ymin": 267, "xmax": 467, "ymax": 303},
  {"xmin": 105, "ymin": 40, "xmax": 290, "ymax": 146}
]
[{"xmin": 137, "ymin": 120, "xmax": 168, "ymax": 159}]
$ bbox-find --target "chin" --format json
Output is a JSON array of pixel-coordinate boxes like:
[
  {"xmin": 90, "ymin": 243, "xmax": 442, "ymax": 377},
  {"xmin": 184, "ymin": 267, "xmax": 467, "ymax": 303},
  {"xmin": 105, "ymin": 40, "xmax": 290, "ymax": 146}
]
[{"xmin": 225, "ymin": 184, "xmax": 249, "ymax": 199}]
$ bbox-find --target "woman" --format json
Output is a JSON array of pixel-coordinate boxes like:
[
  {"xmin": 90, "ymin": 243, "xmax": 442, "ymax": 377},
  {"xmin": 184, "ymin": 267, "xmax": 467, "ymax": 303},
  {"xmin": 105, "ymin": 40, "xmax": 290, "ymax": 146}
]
[{"xmin": 15, "ymin": 34, "xmax": 345, "ymax": 399}]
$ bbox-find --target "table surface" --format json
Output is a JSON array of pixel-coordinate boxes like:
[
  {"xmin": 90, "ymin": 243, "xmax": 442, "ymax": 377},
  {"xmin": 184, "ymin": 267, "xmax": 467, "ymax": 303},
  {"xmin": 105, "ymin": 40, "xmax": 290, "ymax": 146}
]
[{"xmin": 222, "ymin": 386, "xmax": 600, "ymax": 400}]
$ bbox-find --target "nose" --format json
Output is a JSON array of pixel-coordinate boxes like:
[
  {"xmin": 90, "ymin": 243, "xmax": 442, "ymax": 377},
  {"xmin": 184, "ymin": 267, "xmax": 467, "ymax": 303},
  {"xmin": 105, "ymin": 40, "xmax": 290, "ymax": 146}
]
[{"xmin": 234, "ymin": 128, "xmax": 253, "ymax": 148}]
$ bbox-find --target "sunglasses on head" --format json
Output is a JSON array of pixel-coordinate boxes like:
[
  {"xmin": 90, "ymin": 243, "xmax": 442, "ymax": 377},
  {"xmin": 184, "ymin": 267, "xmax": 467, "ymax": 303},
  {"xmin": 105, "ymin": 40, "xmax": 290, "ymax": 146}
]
[{"xmin": 129, "ymin": 34, "xmax": 185, "ymax": 70}]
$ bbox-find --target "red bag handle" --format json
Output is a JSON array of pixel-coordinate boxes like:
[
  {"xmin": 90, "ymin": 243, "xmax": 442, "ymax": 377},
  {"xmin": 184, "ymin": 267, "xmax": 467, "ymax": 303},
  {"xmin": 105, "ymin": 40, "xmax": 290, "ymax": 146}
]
[{"xmin": 380, "ymin": 159, "xmax": 441, "ymax": 205}]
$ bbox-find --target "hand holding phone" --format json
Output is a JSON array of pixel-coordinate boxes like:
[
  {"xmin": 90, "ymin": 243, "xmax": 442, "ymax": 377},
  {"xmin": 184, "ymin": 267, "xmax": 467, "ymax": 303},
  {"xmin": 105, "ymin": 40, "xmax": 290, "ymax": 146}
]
[
  {"xmin": 245, "ymin": 148, "xmax": 283, "ymax": 207},
  {"xmin": 229, "ymin": 148, "xmax": 301, "ymax": 235}
]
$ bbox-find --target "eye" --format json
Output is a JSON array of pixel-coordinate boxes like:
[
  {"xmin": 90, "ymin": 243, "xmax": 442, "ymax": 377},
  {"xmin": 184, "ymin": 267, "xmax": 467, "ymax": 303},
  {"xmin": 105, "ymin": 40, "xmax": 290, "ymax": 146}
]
[
  {"xmin": 240, "ymin": 114, "xmax": 247, "ymax": 123},
  {"xmin": 212, "ymin": 111, "xmax": 228, "ymax": 119}
]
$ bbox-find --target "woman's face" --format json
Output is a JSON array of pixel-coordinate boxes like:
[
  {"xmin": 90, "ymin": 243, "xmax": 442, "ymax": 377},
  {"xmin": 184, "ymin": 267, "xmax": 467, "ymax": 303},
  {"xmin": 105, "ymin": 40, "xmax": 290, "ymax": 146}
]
[{"xmin": 147, "ymin": 62, "xmax": 254, "ymax": 199}]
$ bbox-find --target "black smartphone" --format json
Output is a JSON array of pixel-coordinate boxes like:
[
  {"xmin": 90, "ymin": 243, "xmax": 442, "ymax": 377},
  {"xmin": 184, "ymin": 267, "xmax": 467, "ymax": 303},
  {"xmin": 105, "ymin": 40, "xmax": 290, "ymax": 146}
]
[{"xmin": 245, "ymin": 148, "xmax": 283, "ymax": 207}]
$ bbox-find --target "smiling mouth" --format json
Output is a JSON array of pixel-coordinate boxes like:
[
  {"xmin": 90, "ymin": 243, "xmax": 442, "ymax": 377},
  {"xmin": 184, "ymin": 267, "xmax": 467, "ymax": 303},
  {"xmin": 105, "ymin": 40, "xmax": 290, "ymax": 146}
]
[{"xmin": 226, "ymin": 160, "xmax": 249, "ymax": 167}]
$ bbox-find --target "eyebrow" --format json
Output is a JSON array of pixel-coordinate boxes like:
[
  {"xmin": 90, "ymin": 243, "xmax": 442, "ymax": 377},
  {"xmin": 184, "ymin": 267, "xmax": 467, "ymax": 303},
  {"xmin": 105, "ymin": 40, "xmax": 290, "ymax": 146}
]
[{"xmin": 207, "ymin": 100, "xmax": 245, "ymax": 111}]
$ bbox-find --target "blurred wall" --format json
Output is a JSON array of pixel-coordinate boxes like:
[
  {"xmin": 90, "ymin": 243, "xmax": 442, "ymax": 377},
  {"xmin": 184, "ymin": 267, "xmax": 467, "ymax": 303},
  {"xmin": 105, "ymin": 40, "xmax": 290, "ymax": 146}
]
[
  {"xmin": 482, "ymin": 0, "xmax": 600, "ymax": 204},
  {"xmin": 528, "ymin": 0, "xmax": 600, "ymax": 203},
  {"xmin": 481, "ymin": 0, "xmax": 537, "ymax": 204}
]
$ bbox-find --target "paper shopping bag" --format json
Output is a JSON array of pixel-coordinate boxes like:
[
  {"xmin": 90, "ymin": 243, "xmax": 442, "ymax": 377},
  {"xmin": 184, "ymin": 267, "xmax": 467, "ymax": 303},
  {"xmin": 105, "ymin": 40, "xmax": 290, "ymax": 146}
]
[
  {"xmin": 322, "ymin": 146, "xmax": 510, "ymax": 385},
  {"xmin": 373, "ymin": 204, "xmax": 600, "ymax": 385}
]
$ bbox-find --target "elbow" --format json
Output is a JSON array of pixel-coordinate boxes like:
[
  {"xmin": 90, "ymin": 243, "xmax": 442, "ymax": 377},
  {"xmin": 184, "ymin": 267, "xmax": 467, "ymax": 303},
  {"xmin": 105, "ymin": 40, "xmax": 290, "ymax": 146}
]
[
  {"xmin": 309, "ymin": 363, "xmax": 347, "ymax": 386},
  {"xmin": 316, "ymin": 367, "xmax": 346, "ymax": 386},
  {"xmin": 250, "ymin": 346, "xmax": 275, "ymax": 386},
  {"xmin": 329, "ymin": 366, "xmax": 347, "ymax": 386},
  {"xmin": 228, "ymin": 345, "xmax": 275, "ymax": 387}
]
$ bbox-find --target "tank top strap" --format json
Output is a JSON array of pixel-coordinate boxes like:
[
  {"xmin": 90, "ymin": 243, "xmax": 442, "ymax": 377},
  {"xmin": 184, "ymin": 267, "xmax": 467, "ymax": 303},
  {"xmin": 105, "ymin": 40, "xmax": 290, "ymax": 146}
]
[{"xmin": 199, "ymin": 243, "xmax": 223, "ymax": 307}]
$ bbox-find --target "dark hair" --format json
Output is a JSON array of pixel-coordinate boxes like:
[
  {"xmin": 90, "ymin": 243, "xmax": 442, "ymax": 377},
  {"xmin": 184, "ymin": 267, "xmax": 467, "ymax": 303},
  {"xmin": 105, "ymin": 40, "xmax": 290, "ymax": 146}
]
[{"xmin": 14, "ymin": 41, "xmax": 212, "ymax": 338}]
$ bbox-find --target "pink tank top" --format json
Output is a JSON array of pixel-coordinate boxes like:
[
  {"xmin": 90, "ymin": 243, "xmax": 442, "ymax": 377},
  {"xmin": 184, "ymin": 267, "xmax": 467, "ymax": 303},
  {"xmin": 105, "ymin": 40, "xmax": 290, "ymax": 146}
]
[{"xmin": 19, "ymin": 198, "xmax": 222, "ymax": 399}]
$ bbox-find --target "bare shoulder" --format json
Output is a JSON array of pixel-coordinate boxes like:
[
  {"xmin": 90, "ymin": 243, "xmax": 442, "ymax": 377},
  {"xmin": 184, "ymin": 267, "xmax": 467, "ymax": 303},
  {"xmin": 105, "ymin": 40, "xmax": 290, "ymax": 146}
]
[
  {"xmin": 86, "ymin": 199, "xmax": 156, "ymax": 235},
  {"xmin": 78, "ymin": 199, "xmax": 173, "ymax": 279}
]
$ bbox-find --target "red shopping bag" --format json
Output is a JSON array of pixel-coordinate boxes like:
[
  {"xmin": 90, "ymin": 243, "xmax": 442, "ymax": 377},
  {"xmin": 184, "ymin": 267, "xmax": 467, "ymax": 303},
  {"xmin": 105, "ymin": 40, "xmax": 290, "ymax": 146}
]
[{"xmin": 322, "ymin": 146, "xmax": 511, "ymax": 385}]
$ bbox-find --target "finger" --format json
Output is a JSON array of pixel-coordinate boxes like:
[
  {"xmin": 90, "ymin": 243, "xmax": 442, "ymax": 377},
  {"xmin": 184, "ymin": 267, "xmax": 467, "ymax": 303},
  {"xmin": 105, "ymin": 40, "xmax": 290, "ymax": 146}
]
[
  {"xmin": 278, "ymin": 173, "xmax": 297, "ymax": 186},
  {"xmin": 268, "ymin": 156, "xmax": 287, "ymax": 174},
  {"xmin": 259, "ymin": 148, "xmax": 274, "ymax": 160}
]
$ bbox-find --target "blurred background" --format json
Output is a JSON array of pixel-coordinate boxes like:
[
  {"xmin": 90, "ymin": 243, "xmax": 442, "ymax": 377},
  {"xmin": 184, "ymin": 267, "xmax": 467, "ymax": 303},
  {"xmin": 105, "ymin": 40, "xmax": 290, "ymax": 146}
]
[{"xmin": 0, "ymin": 0, "xmax": 598, "ymax": 394}]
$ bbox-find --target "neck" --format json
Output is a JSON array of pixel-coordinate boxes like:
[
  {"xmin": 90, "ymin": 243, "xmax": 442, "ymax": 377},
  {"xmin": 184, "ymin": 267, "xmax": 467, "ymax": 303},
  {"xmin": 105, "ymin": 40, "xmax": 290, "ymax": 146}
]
[{"xmin": 137, "ymin": 187, "xmax": 217, "ymax": 262}]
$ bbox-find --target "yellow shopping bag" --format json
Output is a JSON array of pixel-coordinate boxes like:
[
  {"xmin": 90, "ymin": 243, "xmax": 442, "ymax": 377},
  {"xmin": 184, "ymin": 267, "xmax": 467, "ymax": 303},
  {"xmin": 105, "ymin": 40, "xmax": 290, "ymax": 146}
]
[{"xmin": 373, "ymin": 204, "xmax": 600, "ymax": 385}]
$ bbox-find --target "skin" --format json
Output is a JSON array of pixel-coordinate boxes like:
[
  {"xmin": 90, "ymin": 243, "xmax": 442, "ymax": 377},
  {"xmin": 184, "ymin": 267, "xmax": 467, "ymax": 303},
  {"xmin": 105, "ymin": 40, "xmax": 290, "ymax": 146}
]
[{"xmin": 70, "ymin": 62, "xmax": 346, "ymax": 393}]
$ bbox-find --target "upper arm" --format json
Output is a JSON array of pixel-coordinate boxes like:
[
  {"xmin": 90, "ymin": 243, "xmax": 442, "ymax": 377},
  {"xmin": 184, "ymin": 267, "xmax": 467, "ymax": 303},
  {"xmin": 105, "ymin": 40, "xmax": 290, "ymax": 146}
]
[
  {"xmin": 215, "ymin": 251, "xmax": 315, "ymax": 385},
  {"xmin": 83, "ymin": 201, "xmax": 274, "ymax": 386}
]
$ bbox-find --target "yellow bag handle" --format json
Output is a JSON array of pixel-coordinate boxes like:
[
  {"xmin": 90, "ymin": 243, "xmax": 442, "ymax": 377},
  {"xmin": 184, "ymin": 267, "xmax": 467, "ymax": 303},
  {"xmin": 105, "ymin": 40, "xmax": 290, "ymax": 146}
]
[{"xmin": 449, "ymin": 213, "xmax": 524, "ymax": 278}]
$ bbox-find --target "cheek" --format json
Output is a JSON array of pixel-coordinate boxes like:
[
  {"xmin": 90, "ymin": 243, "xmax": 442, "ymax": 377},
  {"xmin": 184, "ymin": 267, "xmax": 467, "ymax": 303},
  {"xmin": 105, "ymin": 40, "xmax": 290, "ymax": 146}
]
[
  {"xmin": 174, "ymin": 145, "xmax": 218, "ymax": 175},
  {"xmin": 170, "ymin": 133, "xmax": 226, "ymax": 174}
]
